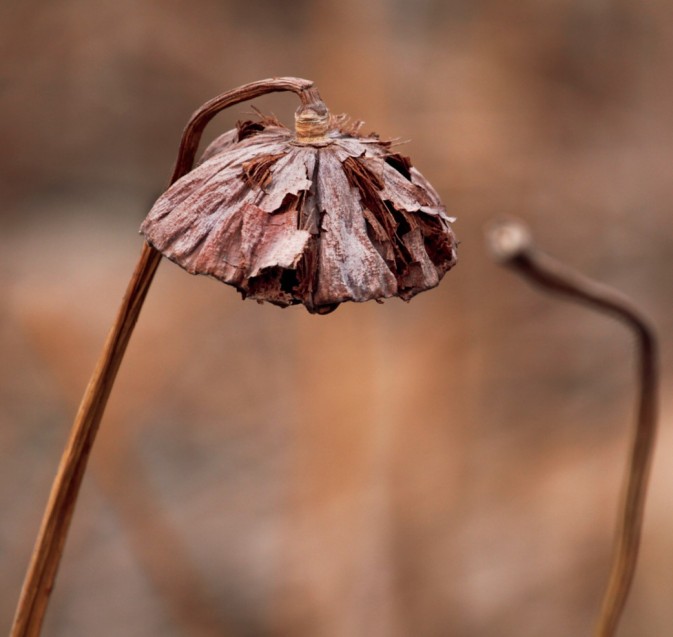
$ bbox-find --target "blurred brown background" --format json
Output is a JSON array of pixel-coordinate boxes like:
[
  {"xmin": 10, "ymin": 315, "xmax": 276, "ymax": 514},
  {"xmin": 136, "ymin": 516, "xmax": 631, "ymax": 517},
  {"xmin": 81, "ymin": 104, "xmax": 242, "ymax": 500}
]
[{"xmin": 1, "ymin": 1, "xmax": 672, "ymax": 635}]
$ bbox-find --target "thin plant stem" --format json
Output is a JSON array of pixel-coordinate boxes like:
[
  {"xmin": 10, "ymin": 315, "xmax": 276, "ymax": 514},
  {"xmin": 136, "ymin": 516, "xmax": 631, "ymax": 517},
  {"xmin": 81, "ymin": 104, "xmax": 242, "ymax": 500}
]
[
  {"xmin": 487, "ymin": 219, "xmax": 658, "ymax": 637},
  {"xmin": 10, "ymin": 242, "xmax": 162, "ymax": 637},
  {"xmin": 11, "ymin": 76, "xmax": 316, "ymax": 637},
  {"xmin": 18, "ymin": 307, "xmax": 237, "ymax": 636}
]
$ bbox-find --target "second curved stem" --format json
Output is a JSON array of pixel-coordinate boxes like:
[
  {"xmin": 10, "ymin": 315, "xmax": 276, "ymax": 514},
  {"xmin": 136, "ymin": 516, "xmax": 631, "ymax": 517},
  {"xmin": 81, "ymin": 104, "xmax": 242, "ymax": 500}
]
[{"xmin": 487, "ymin": 219, "xmax": 658, "ymax": 637}]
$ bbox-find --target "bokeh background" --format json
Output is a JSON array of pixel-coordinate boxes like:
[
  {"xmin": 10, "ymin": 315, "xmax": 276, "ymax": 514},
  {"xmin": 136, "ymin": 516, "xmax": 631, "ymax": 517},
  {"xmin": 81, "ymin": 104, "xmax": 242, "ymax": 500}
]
[{"xmin": 1, "ymin": 1, "xmax": 672, "ymax": 635}]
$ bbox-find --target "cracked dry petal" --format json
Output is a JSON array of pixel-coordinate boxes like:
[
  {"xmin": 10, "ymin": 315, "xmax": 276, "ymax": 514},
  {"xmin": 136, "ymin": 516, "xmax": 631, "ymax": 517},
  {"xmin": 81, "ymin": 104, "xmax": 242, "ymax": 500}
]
[{"xmin": 141, "ymin": 111, "xmax": 457, "ymax": 314}]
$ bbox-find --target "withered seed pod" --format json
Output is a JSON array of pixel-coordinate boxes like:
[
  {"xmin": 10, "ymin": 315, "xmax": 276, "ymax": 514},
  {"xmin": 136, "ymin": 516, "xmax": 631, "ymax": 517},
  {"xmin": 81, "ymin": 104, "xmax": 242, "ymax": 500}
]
[
  {"xmin": 141, "ymin": 86, "xmax": 457, "ymax": 314},
  {"xmin": 12, "ymin": 77, "xmax": 457, "ymax": 637}
]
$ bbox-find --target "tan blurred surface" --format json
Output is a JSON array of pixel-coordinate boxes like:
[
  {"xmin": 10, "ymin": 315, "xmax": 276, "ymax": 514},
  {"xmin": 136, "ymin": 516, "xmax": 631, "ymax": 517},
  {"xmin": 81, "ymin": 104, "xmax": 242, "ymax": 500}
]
[{"xmin": 1, "ymin": 1, "xmax": 672, "ymax": 636}]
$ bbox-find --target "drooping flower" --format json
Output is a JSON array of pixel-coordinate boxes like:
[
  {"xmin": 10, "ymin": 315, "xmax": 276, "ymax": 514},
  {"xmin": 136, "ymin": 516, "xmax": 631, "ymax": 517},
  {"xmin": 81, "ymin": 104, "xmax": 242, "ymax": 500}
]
[{"xmin": 141, "ymin": 90, "xmax": 457, "ymax": 314}]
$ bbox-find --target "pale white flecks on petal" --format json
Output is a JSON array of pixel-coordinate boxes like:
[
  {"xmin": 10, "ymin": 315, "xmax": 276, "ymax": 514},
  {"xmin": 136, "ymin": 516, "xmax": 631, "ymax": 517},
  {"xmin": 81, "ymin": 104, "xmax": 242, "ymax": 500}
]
[
  {"xmin": 314, "ymin": 147, "xmax": 398, "ymax": 304},
  {"xmin": 258, "ymin": 147, "xmax": 316, "ymax": 213}
]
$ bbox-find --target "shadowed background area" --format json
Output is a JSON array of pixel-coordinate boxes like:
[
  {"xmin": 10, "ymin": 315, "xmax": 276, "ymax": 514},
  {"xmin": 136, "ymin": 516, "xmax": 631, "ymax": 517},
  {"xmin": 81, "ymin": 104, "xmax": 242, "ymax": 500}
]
[{"xmin": 1, "ymin": 1, "xmax": 672, "ymax": 636}]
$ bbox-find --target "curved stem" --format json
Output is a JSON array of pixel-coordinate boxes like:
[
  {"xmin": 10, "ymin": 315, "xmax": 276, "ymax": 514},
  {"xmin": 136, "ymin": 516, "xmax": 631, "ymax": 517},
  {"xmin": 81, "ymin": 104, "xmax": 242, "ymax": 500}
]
[
  {"xmin": 10, "ymin": 243, "xmax": 162, "ymax": 637},
  {"xmin": 169, "ymin": 77, "xmax": 316, "ymax": 181},
  {"xmin": 487, "ymin": 219, "xmax": 658, "ymax": 637},
  {"xmin": 11, "ymin": 76, "xmax": 317, "ymax": 637}
]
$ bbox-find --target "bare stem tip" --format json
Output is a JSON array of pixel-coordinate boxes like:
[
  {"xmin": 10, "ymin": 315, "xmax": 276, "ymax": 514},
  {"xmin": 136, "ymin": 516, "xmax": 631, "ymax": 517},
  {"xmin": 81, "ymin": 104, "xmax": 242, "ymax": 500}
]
[{"xmin": 485, "ymin": 217, "xmax": 532, "ymax": 263}]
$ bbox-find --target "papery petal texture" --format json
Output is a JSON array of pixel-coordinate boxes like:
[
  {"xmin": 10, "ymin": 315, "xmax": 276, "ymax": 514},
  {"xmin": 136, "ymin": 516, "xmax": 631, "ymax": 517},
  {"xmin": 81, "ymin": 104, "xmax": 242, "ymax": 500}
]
[{"xmin": 141, "ymin": 115, "xmax": 457, "ymax": 314}]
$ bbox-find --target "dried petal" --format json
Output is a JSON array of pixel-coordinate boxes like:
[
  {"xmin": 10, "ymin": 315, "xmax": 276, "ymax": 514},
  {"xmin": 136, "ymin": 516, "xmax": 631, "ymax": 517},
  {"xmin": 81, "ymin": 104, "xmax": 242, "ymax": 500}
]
[{"xmin": 141, "ymin": 110, "xmax": 457, "ymax": 314}]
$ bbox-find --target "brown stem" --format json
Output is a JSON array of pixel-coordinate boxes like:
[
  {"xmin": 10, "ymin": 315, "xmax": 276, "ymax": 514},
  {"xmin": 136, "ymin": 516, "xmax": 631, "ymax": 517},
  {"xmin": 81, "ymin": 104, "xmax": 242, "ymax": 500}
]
[
  {"xmin": 169, "ymin": 76, "xmax": 315, "ymax": 181},
  {"xmin": 11, "ymin": 76, "xmax": 317, "ymax": 637},
  {"xmin": 10, "ymin": 243, "xmax": 162, "ymax": 637},
  {"xmin": 486, "ymin": 219, "xmax": 658, "ymax": 637}
]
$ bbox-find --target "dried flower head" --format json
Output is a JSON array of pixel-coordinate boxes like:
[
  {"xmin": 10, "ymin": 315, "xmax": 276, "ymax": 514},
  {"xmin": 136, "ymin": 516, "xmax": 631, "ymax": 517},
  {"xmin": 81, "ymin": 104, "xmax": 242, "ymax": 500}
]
[
  {"xmin": 11, "ymin": 78, "xmax": 456, "ymax": 637},
  {"xmin": 141, "ymin": 84, "xmax": 457, "ymax": 314}
]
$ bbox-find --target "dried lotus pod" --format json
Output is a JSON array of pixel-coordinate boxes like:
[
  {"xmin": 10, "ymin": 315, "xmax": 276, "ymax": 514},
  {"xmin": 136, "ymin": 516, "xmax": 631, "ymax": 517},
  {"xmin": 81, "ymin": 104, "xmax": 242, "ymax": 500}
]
[
  {"xmin": 141, "ymin": 89, "xmax": 457, "ymax": 314},
  {"xmin": 11, "ymin": 78, "xmax": 457, "ymax": 637}
]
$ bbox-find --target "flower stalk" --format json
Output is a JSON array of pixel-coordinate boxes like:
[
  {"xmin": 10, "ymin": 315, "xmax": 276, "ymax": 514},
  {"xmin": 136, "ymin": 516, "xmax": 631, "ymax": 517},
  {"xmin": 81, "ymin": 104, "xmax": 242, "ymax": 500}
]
[
  {"xmin": 11, "ymin": 77, "xmax": 317, "ymax": 637},
  {"xmin": 487, "ymin": 219, "xmax": 659, "ymax": 637}
]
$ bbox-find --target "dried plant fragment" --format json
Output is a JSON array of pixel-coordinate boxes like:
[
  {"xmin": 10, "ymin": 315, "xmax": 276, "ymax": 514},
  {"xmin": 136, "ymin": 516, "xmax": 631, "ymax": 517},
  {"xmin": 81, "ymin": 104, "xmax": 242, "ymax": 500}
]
[{"xmin": 141, "ymin": 90, "xmax": 457, "ymax": 314}]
